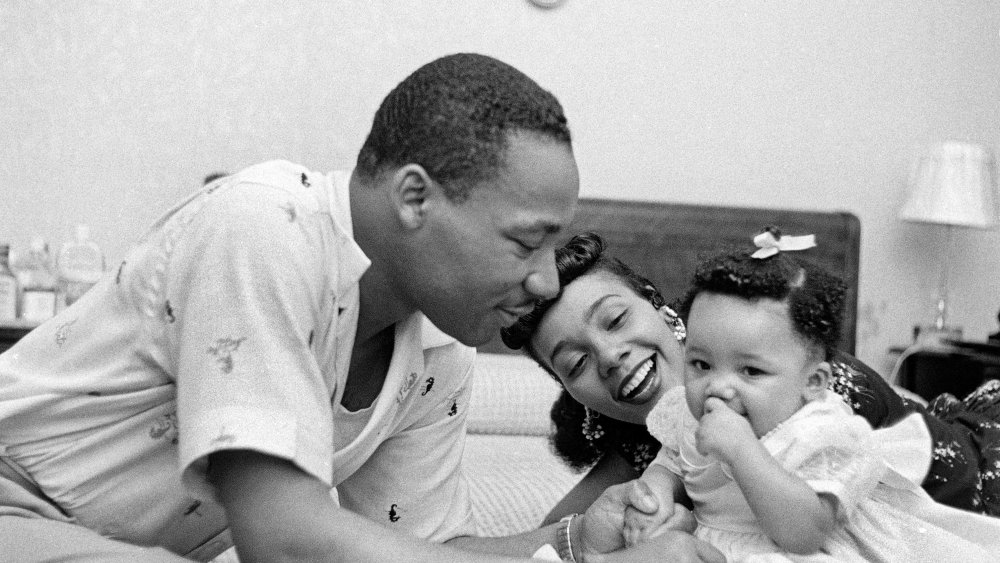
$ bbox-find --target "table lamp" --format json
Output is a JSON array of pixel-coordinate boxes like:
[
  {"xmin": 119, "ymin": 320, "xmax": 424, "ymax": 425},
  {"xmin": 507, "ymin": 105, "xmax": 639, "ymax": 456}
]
[{"xmin": 899, "ymin": 140, "xmax": 998, "ymax": 343}]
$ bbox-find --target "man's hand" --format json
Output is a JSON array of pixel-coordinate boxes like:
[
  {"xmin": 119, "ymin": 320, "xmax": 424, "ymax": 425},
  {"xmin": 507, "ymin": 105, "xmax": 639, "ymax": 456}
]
[
  {"xmin": 597, "ymin": 531, "xmax": 726, "ymax": 563},
  {"xmin": 624, "ymin": 502, "xmax": 695, "ymax": 546},
  {"xmin": 577, "ymin": 479, "xmax": 659, "ymax": 556},
  {"xmin": 621, "ymin": 464, "xmax": 691, "ymax": 547},
  {"xmin": 623, "ymin": 501, "xmax": 673, "ymax": 547}
]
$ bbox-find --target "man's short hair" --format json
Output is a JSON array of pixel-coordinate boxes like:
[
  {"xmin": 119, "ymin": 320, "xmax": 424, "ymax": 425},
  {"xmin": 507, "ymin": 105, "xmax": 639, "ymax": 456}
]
[{"xmin": 355, "ymin": 53, "xmax": 571, "ymax": 201}]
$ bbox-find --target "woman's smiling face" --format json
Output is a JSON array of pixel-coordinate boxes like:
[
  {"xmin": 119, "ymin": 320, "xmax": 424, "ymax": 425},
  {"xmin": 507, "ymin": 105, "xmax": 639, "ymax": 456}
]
[{"xmin": 530, "ymin": 271, "xmax": 686, "ymax": 424}]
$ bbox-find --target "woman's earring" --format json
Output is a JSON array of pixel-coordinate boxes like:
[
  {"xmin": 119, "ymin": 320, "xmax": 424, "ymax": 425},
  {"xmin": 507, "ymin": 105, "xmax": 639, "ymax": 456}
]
[
  {"xmin": 661, "ymin": 305, "xmax": 686, "ymax": 342},
  {"xmin": 582, "ymin": 407, "xmax": 605, "ymax": 442}
]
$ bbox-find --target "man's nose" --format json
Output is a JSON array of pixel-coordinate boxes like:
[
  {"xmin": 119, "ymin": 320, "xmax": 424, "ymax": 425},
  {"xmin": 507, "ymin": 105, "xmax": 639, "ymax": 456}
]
[{"xmin": 523, "ymin": 248, "xmax": 559, "ymax": 300}]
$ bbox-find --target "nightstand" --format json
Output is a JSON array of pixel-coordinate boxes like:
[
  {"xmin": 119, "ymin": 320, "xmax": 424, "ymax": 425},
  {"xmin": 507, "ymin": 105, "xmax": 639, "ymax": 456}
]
[
  {"xmin": 0, "ymin": 320, "xmax": 38, "ymax": 353},
  {"xmin": 895, "ymin": 340, "xmax": 1000, "ymax": 402}
]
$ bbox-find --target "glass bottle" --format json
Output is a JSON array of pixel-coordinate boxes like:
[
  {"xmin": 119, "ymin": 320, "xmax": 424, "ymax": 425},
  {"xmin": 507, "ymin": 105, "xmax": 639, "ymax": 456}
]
[
  {"xmin": 57, "ymin": 224, "xmax": 106, "ymax": 308},
  {"xmin": 15, "ymin": 237, "xmax": 58, "ymax": 322},
  {"xmin": 0, "ymin": 244, "xmax": 17, "ymax": 321}
]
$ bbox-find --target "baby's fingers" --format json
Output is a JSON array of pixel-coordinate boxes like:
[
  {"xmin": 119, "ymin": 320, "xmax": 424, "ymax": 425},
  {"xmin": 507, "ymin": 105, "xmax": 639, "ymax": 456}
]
[
  {"xmin": 623, "ymin": 524, "xmax": 643, "ymax": 548},
  {"xmin": 702, "ymin": 396, "xmax": 727, "ymax": 413},
  {"xmin": 637, "ymin": 504, "xmax": 694, "ymax": 543},
  {"xmin": 622, "ymin": 505, "xmax": 656, "ymax": 548}
]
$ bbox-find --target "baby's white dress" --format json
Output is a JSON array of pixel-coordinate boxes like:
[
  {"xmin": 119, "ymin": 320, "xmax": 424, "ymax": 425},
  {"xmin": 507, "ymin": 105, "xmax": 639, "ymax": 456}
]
[{"xmin": 645, "ymin": 386, "xmax": 1000, "ymax": 563}]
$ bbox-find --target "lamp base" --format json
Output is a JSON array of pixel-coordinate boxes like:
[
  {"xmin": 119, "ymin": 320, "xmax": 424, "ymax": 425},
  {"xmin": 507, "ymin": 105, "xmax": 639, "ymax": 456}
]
[{"xmin": 913, "ymin": 323, "xmax": 963, "ymax": 346}]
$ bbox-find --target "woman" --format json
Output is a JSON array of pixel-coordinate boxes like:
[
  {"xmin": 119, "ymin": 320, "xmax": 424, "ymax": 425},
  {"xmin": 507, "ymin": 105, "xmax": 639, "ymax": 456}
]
[{"xmin": 501, "ymin": 232, "xmax": 1000, "ymax": 523}]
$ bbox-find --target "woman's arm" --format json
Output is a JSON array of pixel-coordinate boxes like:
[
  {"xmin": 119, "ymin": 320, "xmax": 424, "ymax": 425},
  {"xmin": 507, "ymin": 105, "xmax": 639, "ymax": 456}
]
[
  {"xmin": 829, "ymin": 350, "xmax": 912, "ymax": 427},
  {"xmin": 542, "ymin": 450, "xmax": 640, "ymax": 525}
]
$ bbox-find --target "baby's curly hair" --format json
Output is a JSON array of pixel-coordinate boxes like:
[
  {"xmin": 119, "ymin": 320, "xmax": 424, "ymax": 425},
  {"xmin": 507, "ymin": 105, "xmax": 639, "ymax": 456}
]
[
  {"xmin": 678, "ymin": 227, "xmax": 846, "ymax": 359},
  {"xmin": 355, "ymin": 52, "xmax": 571, "ymax": 202}
]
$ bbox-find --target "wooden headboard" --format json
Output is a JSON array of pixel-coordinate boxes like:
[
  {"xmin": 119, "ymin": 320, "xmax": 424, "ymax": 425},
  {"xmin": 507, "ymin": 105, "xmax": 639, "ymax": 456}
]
[{"xmin": 480, "ymin": 198, "xmax": 861, "ymax": 355}]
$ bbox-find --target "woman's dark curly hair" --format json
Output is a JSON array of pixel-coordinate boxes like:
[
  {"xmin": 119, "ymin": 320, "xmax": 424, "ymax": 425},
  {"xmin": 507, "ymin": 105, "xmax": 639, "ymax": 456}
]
[
  {"xmin": 677, "ymin": 227, "xmax": 847, "ymax": 360},
  {"xmin": 355, "ymin": 52, "xmax": 571, "ymax": 203},
  {"xmin": 501, "ymin": 232, "xmax": 664, "ymax": 472}
]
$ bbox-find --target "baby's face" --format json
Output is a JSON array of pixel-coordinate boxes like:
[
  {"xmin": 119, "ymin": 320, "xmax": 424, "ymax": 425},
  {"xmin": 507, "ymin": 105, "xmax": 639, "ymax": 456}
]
[{"xmin": 682, "ymin": 292, "xmax": 822, "ymax": 438}]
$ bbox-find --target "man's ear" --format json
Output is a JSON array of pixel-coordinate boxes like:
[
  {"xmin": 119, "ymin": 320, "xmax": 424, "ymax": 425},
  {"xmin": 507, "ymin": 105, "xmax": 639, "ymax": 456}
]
[
  {"xmin": 390, "ymin": 164, "xmax": 435, "ymax": 229},
  {"xmin": 804, "ymin": 361, "xmax": 831, "ymax": 401}
]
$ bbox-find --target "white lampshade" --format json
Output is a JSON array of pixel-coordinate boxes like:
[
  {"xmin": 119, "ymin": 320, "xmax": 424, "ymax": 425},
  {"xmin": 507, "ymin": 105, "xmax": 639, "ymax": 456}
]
[{"xmin": 900, "ymin": 141, "xmax": 998, "ymax": 228}]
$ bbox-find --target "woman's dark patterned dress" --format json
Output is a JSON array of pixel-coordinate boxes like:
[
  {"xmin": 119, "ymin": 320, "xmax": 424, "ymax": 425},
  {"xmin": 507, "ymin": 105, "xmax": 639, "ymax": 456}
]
[{"xmin": 826, "ymin": 350, "xmax": 1000, "ymax": 515}]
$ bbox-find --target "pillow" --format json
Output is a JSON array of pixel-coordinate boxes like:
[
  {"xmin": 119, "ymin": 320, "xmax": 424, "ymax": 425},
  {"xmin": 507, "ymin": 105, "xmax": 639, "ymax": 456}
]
[
  {"xmin": 467, "ymin": 353, "xmax": 562, "ymax": 436},
  {"xmin": 463, "ymin": 434, "xmax": 582, "ymax": 537}
]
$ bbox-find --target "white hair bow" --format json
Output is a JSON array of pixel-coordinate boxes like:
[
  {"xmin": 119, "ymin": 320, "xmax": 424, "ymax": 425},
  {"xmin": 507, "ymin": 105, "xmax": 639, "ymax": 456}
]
[{"xmin": 751, "ymin": 231, "xmax": 816, "ymax": 259}]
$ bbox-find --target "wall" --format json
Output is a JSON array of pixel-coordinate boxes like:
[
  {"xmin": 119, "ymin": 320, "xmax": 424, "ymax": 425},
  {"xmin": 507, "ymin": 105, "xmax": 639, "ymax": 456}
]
[{"xmin": 2, "ymin": 0, "xmax": 998, "ymax": 373}]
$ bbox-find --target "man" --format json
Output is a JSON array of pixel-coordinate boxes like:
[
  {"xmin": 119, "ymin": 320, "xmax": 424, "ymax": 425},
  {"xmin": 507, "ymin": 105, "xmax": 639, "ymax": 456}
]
[{"xmin": 0, "ymin": 53, "xmax": 720, "ymax": 562}]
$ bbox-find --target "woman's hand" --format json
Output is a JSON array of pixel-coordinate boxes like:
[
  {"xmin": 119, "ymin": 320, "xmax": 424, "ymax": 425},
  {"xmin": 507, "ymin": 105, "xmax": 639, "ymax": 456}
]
[{"xmin": 695, "ymin": 397, "xmax": 755, "ymax": 463}]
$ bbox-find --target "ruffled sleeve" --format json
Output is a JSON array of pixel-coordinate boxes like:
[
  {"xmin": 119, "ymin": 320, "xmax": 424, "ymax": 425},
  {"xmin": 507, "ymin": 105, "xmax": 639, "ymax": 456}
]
[
  {"xmin": 645, "ymin": 386, "xmax": 695, "ymax": 475},
  {"xmin": 872, "ymin": 412, "xmax": 932, "ymax": 487},
  {"xmin": 764, "ymin": 396, "xmax": 883, "ymax": 520}
]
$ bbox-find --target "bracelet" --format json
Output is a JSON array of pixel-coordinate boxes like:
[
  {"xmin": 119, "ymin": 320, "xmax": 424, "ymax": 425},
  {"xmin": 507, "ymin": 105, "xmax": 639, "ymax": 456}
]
[{"xmin": 556, "ymin": 513, "xmax": 579, "ymax": 562}]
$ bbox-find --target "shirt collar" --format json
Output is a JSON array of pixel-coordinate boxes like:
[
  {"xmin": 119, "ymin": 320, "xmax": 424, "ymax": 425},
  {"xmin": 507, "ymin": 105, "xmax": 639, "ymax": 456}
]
[
  {"xmin": 420, "ymin": 315, "xmax": 458, "ymax": 350},
  {"xmin": 327, "ymin": 170, "xmax": 457, "ymax": 353},
  {"xmin": 327, "ymin": 169, "xmax": 371, "ymax": 296}
]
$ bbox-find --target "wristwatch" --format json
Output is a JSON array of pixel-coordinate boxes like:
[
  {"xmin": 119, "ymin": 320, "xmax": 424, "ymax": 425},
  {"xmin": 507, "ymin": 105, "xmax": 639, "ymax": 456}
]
[{"xmin": 556, "ymin": 513, "xmax": 579, "ymax": 562}]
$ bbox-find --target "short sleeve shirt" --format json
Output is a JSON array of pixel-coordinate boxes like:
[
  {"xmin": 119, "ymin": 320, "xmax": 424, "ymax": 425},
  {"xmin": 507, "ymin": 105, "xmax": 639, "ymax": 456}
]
[{"xmin": 0, "ymin": 160, "xmax": 476, "ymax": 556}]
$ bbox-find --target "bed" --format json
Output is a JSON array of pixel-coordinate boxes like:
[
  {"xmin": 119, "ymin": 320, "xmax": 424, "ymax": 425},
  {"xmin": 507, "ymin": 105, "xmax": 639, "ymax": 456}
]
[{"xmin": 464, "ymin": 197, "xmax": 862, "ymax": 537}]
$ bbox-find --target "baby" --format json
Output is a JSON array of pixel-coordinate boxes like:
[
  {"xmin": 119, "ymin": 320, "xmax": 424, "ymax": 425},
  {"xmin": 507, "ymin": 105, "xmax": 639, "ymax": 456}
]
[{"xmin": 624, "ymin": 227, "xmax": 1000, "ymax": 562}]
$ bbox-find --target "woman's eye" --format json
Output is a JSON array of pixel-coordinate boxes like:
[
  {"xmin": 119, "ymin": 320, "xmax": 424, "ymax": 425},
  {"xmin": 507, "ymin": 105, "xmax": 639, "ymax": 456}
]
[
  {"xmin": 566, "ymin": 355, "xmax": 587, "ymax": 379},
  {"xmin": 607, "ymin": 311, "xmax": 626, "ymax": 329}
]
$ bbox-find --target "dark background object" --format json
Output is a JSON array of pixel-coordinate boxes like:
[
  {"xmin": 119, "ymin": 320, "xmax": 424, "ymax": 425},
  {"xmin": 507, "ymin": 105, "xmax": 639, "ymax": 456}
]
[
  {"xmin": 897, "ymin": 340, "xmax": 1000, "ymax": 401},
  {"xmin": 479, "ymin": 198, "xmax": 861, "ymax": 355}
]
